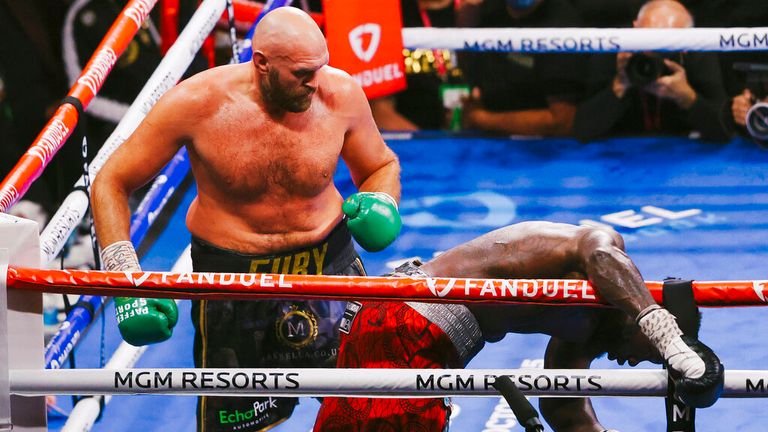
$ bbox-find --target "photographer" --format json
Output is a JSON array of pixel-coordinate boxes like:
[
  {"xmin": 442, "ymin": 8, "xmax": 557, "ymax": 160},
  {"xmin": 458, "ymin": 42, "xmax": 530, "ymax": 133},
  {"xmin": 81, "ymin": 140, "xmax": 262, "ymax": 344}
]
[
  {"xmin": 731, "ymin": 85, "xmax": 768, "ymax": 145},
  {"xmin": 573, "ymin": 0, "xmax": 729, "ymax": 143},
  {"xmin": 732, "ymin": 89, "xmax": 758, "ymax": 129}
]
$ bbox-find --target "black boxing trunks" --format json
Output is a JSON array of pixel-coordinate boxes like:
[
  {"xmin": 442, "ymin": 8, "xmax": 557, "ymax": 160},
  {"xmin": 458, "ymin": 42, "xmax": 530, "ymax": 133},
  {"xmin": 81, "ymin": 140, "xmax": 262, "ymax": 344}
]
[
  {"xmin": 314, "ymin": 260, "xmax": 483, "ymax": 432},
  {"xmin": 190, "ymin": 222, "xmax": 365, "ymax": 432}
]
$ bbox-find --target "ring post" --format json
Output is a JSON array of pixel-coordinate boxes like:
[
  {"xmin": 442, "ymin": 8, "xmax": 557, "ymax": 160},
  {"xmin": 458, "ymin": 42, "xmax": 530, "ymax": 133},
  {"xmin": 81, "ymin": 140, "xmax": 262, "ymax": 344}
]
[
  {"xmin": 0, "ymin": 214, "xmax": 45, "ymax": 430},
  {"xmin": 1, "ymin": 248, "xmax": 11, "ymax": 431}
]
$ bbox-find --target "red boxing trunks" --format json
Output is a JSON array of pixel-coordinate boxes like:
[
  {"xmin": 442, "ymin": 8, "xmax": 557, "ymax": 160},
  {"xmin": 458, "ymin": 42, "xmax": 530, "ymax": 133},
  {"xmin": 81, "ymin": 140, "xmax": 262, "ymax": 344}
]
[{"xmin": 313, "ymin": 301, "xmax": 460, "ymax": 432}]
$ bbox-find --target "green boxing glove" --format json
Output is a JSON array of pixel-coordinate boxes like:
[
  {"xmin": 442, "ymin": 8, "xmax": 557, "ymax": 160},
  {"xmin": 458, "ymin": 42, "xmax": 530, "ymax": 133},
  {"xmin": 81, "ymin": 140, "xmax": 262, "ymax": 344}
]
[
  {"xmin": 101, "ymin": 241, "xmax": 178, "ymax": 346},
  {"xmin": 343, "ymin": 192, "xmax": 402, "ymax": 252},
  {"xmin": 114, "ymin": 296, "xmax": 178, "ymax": 346}
]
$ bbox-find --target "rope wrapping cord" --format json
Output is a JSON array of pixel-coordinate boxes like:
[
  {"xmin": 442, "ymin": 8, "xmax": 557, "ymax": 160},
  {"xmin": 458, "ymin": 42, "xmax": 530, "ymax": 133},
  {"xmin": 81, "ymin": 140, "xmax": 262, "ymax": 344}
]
[
  {"xmin": 38, "ymin": 0, "xmax": 227, "ymax": 265},
  {"xmin": 41, "ymin": 153, "xmax": 185, "ymax": 370},
  {"xmin": 9, "ymin": 368, "xmax": 768, "ymax": 398},
  {"xmin": 7, "ymin": 268, "xmax": 768, "ymax": 306},
  {"xmin": 0, "ymin": 0, "xmax": 159, "ymax": 213},
  {"xmin": 402, "ymin": 27, "xmax": 768, "ymax": 52}
]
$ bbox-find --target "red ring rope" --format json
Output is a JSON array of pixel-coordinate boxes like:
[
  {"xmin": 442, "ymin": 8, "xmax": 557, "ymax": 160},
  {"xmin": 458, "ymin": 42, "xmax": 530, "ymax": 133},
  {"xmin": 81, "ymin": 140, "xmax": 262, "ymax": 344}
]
[{"xmin": 6, "ymin": 267, "xmax": 767, "ymax": 306}]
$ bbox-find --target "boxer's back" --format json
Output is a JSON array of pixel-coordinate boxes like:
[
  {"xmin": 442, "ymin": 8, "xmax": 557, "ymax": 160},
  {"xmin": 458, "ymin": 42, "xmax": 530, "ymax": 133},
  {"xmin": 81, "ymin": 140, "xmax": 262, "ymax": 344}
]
[
  {"xmin": 422, "ymin": 221, "xmax": 605, "ymax": 279},
  {"xmin": 421, "ymin": 221, "xmax": 621, "ymax": 343}
]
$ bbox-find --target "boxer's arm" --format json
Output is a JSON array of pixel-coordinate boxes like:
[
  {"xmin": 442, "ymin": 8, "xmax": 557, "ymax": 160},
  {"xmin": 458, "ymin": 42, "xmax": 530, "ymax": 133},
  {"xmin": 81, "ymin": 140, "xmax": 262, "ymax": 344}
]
[
  {"xmin": 339, "ymin": 78, "xmax": 401, "ymax": 201},
  {"xmin": 540, "ymin": 337, "xmax": 607, "ymax": 432},
  {"xmin": 339, "ymin": 79, "xmax": 403, "ymax": 251},
  {"xmin": 577, "ymin": 227, "xmax": 654, "ymax": 319},
  {"xmin": 92, "ymin": 85, "xmax": 193, "ymax": 246}
]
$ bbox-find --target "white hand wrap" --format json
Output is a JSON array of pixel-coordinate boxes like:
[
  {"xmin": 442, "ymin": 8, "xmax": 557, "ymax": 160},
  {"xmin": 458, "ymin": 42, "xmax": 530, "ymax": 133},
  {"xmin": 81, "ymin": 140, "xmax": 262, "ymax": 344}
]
[
  {"xmin": 100, "ymin": 241, "xmax": 141, "ymax": 272},
  {"xmin": 637, "ymin": 305, "xmax": 705, "ymax": 379}
]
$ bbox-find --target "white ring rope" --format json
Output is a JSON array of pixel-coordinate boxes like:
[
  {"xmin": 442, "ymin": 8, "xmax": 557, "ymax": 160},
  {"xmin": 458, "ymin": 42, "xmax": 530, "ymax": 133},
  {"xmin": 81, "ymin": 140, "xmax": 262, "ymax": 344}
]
[
  {"xmin": 402, "ymin": 27, "xmax": 768, "ymax": 52},
  {"xmin": 11, "ymin": 368, "xmax": 768, "ymax": 398}
]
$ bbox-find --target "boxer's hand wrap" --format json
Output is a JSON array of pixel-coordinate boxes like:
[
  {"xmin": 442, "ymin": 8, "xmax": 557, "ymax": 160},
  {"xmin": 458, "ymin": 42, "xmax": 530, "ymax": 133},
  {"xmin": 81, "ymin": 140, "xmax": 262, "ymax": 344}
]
[
  {"xmin": 637, "ymin": 305, "xmax": 724, "ymax": 408},
  {"xmin": 102, "ymin": 241, "xmax": 178, "ymax": 346},
  {"xmin": 343, "ymin": 192, "xmax": 402, "ymax": 252},
  {"xmin": 637, "ymin": 306, "xmax": 704, "ymax": 378},
  {"xmin": 100, "ymin": 241, "xmax": 141, "ymax": 272}
]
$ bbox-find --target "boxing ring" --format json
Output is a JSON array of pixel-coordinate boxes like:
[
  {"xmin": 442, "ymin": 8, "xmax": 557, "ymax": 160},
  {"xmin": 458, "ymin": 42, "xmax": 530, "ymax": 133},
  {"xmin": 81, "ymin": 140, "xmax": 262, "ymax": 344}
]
[
  {"xmin": 1, "ymin": 1, "xmax": 768, "ymax": 431},
  {"xmin": 31, "ymin": 133, "xmax": 766, "ymax": 432}
]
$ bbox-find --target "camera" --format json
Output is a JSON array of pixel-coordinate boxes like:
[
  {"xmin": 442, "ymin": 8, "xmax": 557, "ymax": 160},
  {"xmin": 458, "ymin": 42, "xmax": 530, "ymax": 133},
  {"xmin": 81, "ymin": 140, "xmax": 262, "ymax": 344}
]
[
  {"xmin": 625, "ymin": 53, "xmax": 671, "ymax": 87},
  {"xmin": 732, "ymin": 62, "xmax": 768, "ymax": 100},
  {"xmin": 732, "ymin": 63, "xmax": 768, "ymax": 143},
  {"xmin": 746, "ymin": 102, "xmax": 768, "ymax": 142}
]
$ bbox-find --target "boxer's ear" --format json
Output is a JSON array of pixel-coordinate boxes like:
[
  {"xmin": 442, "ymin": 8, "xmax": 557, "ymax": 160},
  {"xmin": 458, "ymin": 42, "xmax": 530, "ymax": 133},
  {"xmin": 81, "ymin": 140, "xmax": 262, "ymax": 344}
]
[{"xmin": 252, "ymin": 50, "xmax": 269, "ymax": 74}]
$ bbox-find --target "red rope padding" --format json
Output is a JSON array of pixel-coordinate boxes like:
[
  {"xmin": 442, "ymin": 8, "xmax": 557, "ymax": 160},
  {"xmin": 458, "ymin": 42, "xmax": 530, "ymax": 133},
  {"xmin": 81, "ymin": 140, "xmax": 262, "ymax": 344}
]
[
  {"xmin": 0, "ymin": 0, "xmax": 158, "ymax": 213},
  {"xmin": 6, "ymin": 267, "xmax": 767, "ymax": 307}
]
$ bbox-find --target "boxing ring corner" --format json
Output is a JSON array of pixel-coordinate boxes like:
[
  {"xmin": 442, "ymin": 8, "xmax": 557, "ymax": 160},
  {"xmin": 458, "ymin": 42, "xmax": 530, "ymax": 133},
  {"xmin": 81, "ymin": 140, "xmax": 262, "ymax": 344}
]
[{"xmin": 1, "ymin": 213, "xmax": 47, "ymax": 431}]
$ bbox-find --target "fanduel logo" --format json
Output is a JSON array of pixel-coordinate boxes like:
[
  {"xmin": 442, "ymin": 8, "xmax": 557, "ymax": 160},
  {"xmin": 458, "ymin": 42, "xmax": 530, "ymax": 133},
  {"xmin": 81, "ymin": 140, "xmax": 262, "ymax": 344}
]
[
  {"xmin": 123, "ymin": 0, "xmax": 154, "ymax": 27},
  {"xmin": 124, "ymin": 271, "xmax": 152, "ymax": 286},
  {"xmin": 77, "ymin": 48, "xmax": 117, "ymax": 96},
  {"xmin": 426, "ymin": 278, "xmax": 456, "ymax": 298},
  {"xmin": 27, "ymin": 119, "xmax": 69, "ymax": 165},
  {"xmin": 348, "ymin": 24, "xmax": 381, "ymax": 62},
  {"xmin": 0, "ymin": 186, "xmax": 19, "ymax": 212},
  {"xmin": 753, "ymin": 281, "xmax": 768, "ymax": 303}
]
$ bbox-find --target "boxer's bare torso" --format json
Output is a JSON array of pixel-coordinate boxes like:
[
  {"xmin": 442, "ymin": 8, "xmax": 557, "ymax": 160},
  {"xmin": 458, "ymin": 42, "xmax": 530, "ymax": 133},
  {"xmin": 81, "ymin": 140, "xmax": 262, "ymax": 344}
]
[{"xmin": 180, "ymin": 63, "xmax": 356, "ymax": 253}]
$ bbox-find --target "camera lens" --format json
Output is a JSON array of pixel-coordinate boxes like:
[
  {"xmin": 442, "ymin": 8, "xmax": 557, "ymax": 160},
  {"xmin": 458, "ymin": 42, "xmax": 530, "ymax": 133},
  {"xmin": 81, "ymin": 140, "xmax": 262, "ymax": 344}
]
[
  {"xmin": 626, "ymin": 53, "xmax": 665, "ymax": 87},
  {"xmin": 746, "ymin": 102, "xmax": 768, "ymax": 141}
]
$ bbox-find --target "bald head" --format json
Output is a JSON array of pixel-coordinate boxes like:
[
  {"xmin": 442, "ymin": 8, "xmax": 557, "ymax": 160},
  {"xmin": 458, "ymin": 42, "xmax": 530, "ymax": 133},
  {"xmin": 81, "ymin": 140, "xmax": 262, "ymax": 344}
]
[
  {"xmin": 252, "ymin": 7, "xmax": 327, "ymax": 61},
  {"xmin": 250, "ymin": 7, "xmax": 328, "ymax": 113},
  {"xmin": 635, "ymin": 0, "xmax": 693, "ymax": 28}
]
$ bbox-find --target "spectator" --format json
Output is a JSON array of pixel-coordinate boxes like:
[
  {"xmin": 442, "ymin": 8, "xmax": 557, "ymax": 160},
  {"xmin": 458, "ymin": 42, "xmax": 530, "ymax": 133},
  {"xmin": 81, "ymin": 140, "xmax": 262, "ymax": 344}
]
[
  {"xmin": 683, "ymin": 0, "xmax": 768, "ymax": 141},
  {"xmin": 370, "ymin": 0, "xmax": 464, "ymax": 130},
  {"xmin": 731, "ymin": 89, "xmax": 760, "ymax": 129},
  {"xmin": 459, "ymin": 0, "xmax": 587, "ymax": 136},
  {"xmin": 573, "ymin": 0, "xmax": 730, "ymax": 142}
]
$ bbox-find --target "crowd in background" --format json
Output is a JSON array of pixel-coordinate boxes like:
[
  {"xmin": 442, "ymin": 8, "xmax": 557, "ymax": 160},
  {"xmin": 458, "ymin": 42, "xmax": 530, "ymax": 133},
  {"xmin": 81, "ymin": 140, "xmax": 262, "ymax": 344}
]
[
  {"xmin": 379, "ymin": 0, "xmax": 768, "ymax": 142},
  {"xmin": 1, "ymin": 0, "xmax": 768, "ymax": 220}
]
